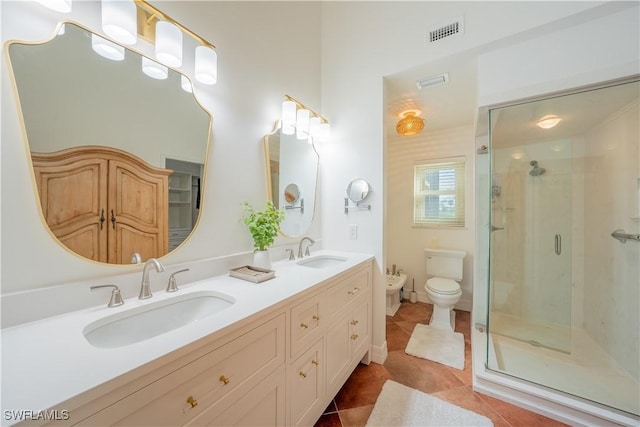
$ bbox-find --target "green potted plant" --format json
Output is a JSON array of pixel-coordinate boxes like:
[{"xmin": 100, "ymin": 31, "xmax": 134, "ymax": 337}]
[{"xmin": 242, "ymin": 201, "xmax": 285, "ymax": 269}]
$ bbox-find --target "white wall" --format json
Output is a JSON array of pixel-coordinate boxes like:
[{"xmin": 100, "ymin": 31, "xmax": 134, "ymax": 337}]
[{"xmin": 1, "ymin": 1, "xmax": 321, "ymax": 301}]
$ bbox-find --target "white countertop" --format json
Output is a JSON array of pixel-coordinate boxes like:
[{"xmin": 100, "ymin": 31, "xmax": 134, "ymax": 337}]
[{"xmin": 0, "ymin": 250, "xmax": 373, "ymax": 417}]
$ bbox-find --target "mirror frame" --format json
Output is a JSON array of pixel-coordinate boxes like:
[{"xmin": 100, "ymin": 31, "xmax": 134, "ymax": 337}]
[
  {"xmin": 264, "ymin": 121, "xmax": 319, "ymax": 238},
  {"xmin": 6, "ymin": 21, "xmax": 213, "ymax": 265},
  {"xmin": 346, "ymin": 178, "xmax": 371, "ymax": 204}
]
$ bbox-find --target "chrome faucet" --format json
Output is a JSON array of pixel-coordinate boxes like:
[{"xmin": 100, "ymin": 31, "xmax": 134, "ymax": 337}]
[
  {"xmin": 139, "ymin": 258, "xmax": 165, "ymax": 299},
  {"xmin": 297, "ymin": 237, "xmax": 315, "ymax": 258}
]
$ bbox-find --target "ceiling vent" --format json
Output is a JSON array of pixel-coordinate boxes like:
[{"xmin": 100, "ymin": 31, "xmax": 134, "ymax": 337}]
[{"xmin": 428, "ymin": 16, "xmax": 464, "ymax": 43}]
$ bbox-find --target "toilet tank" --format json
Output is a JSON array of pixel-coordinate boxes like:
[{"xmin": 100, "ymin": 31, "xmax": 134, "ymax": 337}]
[{"xmin": 425, "ymin": 248, "xmax": 466, "ymax": 281}]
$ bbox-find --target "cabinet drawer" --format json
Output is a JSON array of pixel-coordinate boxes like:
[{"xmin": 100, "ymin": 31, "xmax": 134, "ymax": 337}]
[
  {"xmin": 290, "ymin": 293, "xmax": 323, "ymax": 358},
  {"xmin": 79, "ymin": 314, "xmax": 285, "ymax": 426},
  {"xmin": 326, "ymin": 269, "xmax": 370, "ymax": 317},
  {"xmin": 350, "ymin": 299, "xmax": 369, "ymax": 356}
]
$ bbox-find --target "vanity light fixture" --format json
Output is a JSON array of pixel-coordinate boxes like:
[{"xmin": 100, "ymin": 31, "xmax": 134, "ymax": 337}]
[
  {"xmin": 536, "ymin": 114, "xmax": 562, "ymax": 129},
  {"xmin": 281, "ymin": 95, "xmax": 331, "ymax": 142},
  {"xmin": 35, "ymin": 0, "xmax": 72, "ymax": 13},
  {"xmin": 194, "ymin": 46, "xmax": 218, "ymax": 85},
  {"xmin": 181, "ymin": 75, "xmax": 193, "ymax": 93},
  {"xmin": 155, "ymin": 21, "xmax": 183, "ymax": 67},
  {"xmin": 142, "ymin": 56, "xmax": 168, "ymax": 79},
  {"xmin": 91, "ymin": 34, "xmax": 125, "ymax": 61},
  {"xmin": 396, "ymin": 110, "xmax": 424, "ymax": 136},
  {"xmin": 102, "ymin": 0, "xmax": 138, "ymax": 45}
]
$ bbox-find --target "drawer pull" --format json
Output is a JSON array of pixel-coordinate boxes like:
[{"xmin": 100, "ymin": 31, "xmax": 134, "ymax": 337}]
[
  {"xmin": 299, "ymin": 371, "xmax": 307, "ymax": 378},
  {"xmin": 312, "ymin": 359, "xmax": 319, "ymax": 366},
  {"xmin": 350, "ymin": 319, "xmax": 359, "ymax": 326},
  {"xmin": 351, "ymin": 334, "xmax": 359, "ymax": 340},
  {"xmin": 186, "ymin": 396, "xmax": 198, "ymax": 408},
  {"xmin": 348, "ymin": 287, "xmax": 360, "ymax": 295},
  {"xmin": 300, "ymin": 323, "xmax": 309, "ymax": 329},
  {"xmin": 219, "ymin": 375, "xmax": 230, "ymax": 385},
  {"xmin": 312, "ymin": 315, "xmax": 320, "ymax": 321}
]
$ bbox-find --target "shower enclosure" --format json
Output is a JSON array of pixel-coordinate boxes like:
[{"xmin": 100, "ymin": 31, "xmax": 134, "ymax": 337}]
[{"xmin": 486, "ymin": 78, "xmax": 639, "ymax": 418}]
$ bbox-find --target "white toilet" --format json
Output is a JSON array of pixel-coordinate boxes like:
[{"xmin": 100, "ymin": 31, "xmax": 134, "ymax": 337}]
[
  {"xmin": 424, "ymin": 248, "xmax": 465, "ymax": 330},
  {"xmin": 385, "ymin": 273, "xmax": 407, "ymax": 316}
]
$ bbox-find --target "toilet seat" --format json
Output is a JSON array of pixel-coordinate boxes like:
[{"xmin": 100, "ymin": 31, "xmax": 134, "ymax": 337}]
[{"xmin": 426, "ymin": 277, "xmax": 460, "ymax": 295}]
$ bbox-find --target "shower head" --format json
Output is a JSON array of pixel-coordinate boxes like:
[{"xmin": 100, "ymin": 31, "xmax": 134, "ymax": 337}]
[{"xmin": 529, "ymin": 160, "xmax": 546, "ymax": 176}]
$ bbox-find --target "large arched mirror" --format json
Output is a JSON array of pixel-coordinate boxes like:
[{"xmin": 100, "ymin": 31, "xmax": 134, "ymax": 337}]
[
  {"xmin": 7, "ymin": 22, "xmax": 211, "ymax": 264},
  {"xmin": 264, "ymin": 122, "xmax": 318, "ymax": 237}
]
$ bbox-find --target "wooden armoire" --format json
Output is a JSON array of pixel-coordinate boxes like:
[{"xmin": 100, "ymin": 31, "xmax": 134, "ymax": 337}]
[{"xmin": 31, "ymin": 146, "xmax": 172, "ymax": 264}]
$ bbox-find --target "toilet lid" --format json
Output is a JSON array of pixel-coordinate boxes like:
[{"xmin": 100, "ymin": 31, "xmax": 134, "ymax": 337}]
[{"xmin": 426, "ymin": 277, "xmax": 460, "ymax": 294}]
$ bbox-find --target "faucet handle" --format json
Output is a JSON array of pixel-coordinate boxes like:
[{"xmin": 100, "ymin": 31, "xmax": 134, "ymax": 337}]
[
  {"xmin": 166, "ymin": 269, "xmax": 189, "ymax": 293},
  {"xmin": 285, "ymin": 249, "xmax": 295, "ymax": 260},
  {"xmin": 304, "ymin": 242, "xmax": 314, "ymax": 257},
  {"xmin": 90, "ymin": 284, "xmax": 124, "ymax": 308}
]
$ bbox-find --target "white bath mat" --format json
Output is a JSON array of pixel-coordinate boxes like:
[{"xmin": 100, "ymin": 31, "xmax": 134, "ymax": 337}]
[
  {"xmin": 366, "ymin": 380, "xmax": 493, "ymax": 427},
  {"xmin": 405, "ymin": 323, "xmax": 465, "ymax": 370}
]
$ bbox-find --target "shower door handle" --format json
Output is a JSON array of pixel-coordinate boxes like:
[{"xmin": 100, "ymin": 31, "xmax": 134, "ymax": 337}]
[{"xmin": 554, "ymin": 234, "xmax": 561, "ymax": 255}]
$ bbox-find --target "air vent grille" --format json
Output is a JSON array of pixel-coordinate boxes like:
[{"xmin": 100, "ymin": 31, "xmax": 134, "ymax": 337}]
[{"xmin": 429, "ymin": 17, "xmax": 464, "ymax": 43}]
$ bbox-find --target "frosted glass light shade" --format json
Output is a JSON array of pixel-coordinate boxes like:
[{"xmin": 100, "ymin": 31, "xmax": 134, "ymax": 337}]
[
  {"xmin": 309, "ymin": 117, "xmax": 321, "ymax": 137},
  {"xmin": 102, "ymin": 0, "xmax": 137, "ymax": 45},
  {"xmin": 142, "ymin": 57, "xmax": 168, "ymax": 80},
  {"xmin": 319, "ymin": 123, "xmax": 331, "ymax": 142},
  {"xmin": 181, "ymin": 75, "xmax": 193, "ymax": 93},
  {"xmin": 281, "ymin": 100, "xmax": 296, "ymax": 135},
  {"xmin": 296, "ymin": 109, "xmax": 310, "ymax": 140},
  {"xmin": 195, "ymin": 46, "xmax": 217, "ymax": 85},
  {"xmin": 91, "ymin": 34, "xmax": 125, "ymax": 61},
  {"xmin": 536, "ymin": 114, "xmax": 562, "ymax": 129},
  {"xmin": 155, "ymin": 21, "xmax": 183, "ymax": 67},
  {"xmin": 35, "ymin": 0, "xmax": 72, "ymax": 13}
]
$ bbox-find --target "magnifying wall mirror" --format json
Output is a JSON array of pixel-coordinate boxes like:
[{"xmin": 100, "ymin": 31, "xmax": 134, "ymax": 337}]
[
  {"xmin": 265, "ymin": 123, "xmax": 318, "ymax": 237},
  {"xmin": 8, "ymin": 22, "xmax": 211, "ymax": 264},
  {"xmin": 346, "ymin": 178, "xmax": 371, "ymax": 204}
]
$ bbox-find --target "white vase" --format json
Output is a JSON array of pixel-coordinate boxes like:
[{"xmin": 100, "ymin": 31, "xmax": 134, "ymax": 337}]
[{"xmin": 252, "ymin": 250, "xmax": 271, "ymax": 270}]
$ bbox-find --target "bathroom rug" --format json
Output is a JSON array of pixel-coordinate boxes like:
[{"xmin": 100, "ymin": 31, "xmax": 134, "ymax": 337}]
[
  {"xmin": 365, "ymin": 380, "xmax": 493, "ymax": 426},
  {"xmin": 405, "ymin": 323, "xmax": 464, "ymax": 370}
]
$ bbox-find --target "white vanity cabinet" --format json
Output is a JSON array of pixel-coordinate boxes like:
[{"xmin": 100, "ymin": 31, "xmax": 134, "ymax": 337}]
[{"xmin": 25, "ymin": 258, "xmax": 373, "ymax": 427}]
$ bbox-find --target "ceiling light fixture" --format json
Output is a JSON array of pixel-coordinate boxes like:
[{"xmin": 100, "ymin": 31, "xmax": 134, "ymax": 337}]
[
  {"xmin": 281, "ymin": 95, "xmax": 331, "ymax": 142},
  {"xmin": 396, "ymin": 110, "xmax": 424, "ymax": 136},
  {"xmin": 536, "ymin": 114, "xmax": 562, "ymax": 129},
  {"xmin": 416, "ymin": 73, "xmax": 449, "ymax": 90}
]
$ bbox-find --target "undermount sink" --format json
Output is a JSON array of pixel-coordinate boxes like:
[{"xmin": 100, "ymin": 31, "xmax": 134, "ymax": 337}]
[
  {"xmin": 297, "ymin": 255, "xmax": 348, "ymax": 268},
  {"xmin": 83, "ymin": 291, "xmax": 235, "ymax": 348}
]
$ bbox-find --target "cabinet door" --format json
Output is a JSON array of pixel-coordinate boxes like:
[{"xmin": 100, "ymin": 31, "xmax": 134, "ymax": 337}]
[
  {"xmin": 189, "ymin": 365, "xmax": 286, "ymax": 427},
  {"xmin": 32, "ymin": 157, "xmax": 109, "ymax": 262},
  {"xmin": 325, "ymin": 312, "xmax": 351, "ymax": 398},
  {"xmin": 290, "ymin": 339, "xmax": 324, "ymax": 427},
  {"xmin": 109, "ymin": 159, "xmax": 168, "ymax": 263}
]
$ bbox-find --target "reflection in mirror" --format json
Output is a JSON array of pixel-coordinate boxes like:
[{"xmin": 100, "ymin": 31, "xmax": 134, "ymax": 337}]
[
  {"xmin": 346, "ymin": 178, "xmax": 371, "ymax": 204},
  {"xmin": 8, "ymin": 22, "xmax": 211, "ymax": 264},
  {"xmin": 265, "ymin": 123, "xmax": 318, "ymax": 238}
]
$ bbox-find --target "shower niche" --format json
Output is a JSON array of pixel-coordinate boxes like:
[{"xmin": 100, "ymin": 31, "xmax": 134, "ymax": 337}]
[{"xmin": 486, "ymin": 78, "xmax": 640, "ymax": 417}]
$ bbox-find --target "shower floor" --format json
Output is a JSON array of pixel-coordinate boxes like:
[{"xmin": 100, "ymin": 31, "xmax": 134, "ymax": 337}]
[
  {"xmin": 490, "ymin": 312, "xmax": 570, "ymax": 352},
  {"xmin": 489, "ymin": 325, "xmax": 639, "ymax": 416}
]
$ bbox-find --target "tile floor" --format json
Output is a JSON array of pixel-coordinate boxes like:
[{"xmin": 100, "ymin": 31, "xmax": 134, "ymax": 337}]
[{"xmin": 314, "ymin": 301, "xmax": 568, "ymax": 427}]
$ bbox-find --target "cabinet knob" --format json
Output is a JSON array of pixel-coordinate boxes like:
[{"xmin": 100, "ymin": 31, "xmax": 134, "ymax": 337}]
[
  {"xmin": 300, "ymin": 323, "xmax": 308, "ymax": 329},
  {"xmin": 351, "ymin": 334, "xmax": 359, "ymax": 341},
  {"xmin": 312, "ymin": 315, "xmax": 320, "ymax": 321},
  {"xmin": 312, "ymin": 359, "xmax": 319, "ymax": 366},
  {"xmin": 350, "ymin": 320, "xmax": 359, "ymax": 326},
  {"xmin": 299, "ymin": 371, "xmax": 307, "ymax": 378},
  {"xmin": 186, "ymin": 396, "xmax": 198, "ymax": 408},
  {"xmin": 219, "ymin": 375, "xmax": 230, "ymax": 385}
]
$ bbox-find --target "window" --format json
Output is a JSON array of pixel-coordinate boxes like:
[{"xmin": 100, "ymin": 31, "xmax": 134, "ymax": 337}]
[{"xmin": 414, "ymin": 157, "xmax": 465, "ymax": 227}]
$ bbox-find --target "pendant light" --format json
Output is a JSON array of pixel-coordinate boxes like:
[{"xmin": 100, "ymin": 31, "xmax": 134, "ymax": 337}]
[
  {"xmin": 91, "ymin": 34, "xmax": 125, "ymax": 61},
  {"xmin": 155, "ymin": 21, "xmax": 183, "ymax": 67},
  {"xmin": 195, "ymin": 46, "xmax": 217, "ymax": 85},
  {"xmin": 102, "ymin": 0, "xmax": 137, "ymax": 45},
  {"xmin": 396, "ymin": 110, "xmax": 424, "ymax": 136}
]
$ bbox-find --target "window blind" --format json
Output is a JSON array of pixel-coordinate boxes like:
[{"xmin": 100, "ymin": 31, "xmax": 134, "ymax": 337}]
[{"xmin": 413, "ymin": 158, "xmax": 465, "ymax": 227}]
